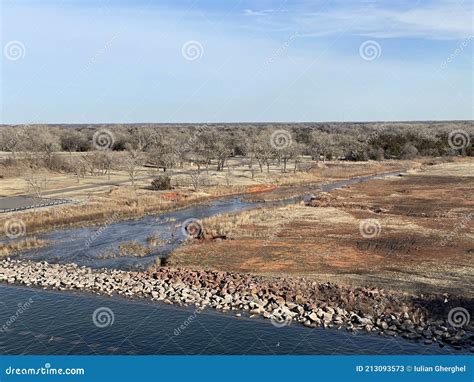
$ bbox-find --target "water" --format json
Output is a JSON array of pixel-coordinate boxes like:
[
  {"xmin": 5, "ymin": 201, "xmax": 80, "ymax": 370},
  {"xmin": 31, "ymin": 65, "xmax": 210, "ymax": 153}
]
[
  {"xmin": 0, "ymin": 285, "xmax": 463, "ymax": 355},
  {"xmin": 5, "ymin": 172, "xmax": 403, "ymax": 271},
  {"xmin": 16, "ymin": 196, "xmax": 256, "ymax": 270},
  {"xmin": 4, "ymin": 171, "xmax": 455, "ymax": 355}
]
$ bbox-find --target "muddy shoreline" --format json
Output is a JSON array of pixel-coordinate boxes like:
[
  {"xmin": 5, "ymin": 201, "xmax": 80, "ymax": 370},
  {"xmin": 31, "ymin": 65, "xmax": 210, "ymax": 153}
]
[{"xmin": 1, "ymin": 258, "xmax": 472, "ymax": 351}]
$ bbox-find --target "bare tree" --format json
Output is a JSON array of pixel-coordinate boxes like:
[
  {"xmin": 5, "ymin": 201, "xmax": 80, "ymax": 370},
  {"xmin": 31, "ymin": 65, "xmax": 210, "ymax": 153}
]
[
  {"xmin": 255, "ymin": 132, "xmax": 274, "ymax": 173},
  {"xmin": 188, "ymin": 169, "xmax": 201, "ymax": 191},
  {"xmin": 95, "ymin": 151, "xmax": 115, "ymax": 179},
  {"xmin": 275, "ymin": 144, "xmax": 294, "ymax": 173},
  {"xmin": 147, "ymin": 134, "xmax": 177, "ymax": 172},
  {"xmin": 83, "ymin": 152, "xmax": 100, "ymax": 176},
  {"xmin": 60, "ymin": 129, "xmax": 86, "ymax": 154},
  {"xmin": 124, "ymin": 150, "xmax": 142, "ymax": 187},
  {"xmin": 24, "ymin": 173, "xmax": 48, "ymax": 198},
  {"xmin": 128, "ymin": 126, "xmax": 158, "ymax": 152},
  {"xmin": 215, "ymin": 139, "xmax": 232, "ymax": 172},
  {"xmin": 65, "ymin": 156, "xmax": 87, "ymax": 183},
  {"xmin": 310, "ymin": 132, "xmax": 335, "ymax": 162},
  {"xmin": 26, "ymin": 126, "xmax": 61, "ymax": 163},
  {"xmin": 292, "ymin": 143, "xmax": 303, "ymax": 173},
  {"xmin": 0, "ymin": 126, "xmax": 27, "ymax": 157}
]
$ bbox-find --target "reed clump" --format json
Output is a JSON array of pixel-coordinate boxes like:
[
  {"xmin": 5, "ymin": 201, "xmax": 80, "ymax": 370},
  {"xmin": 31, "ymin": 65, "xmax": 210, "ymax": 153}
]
[{"xmin": 0, "ymin": 237, "xmax": 51, "ymax": 257}]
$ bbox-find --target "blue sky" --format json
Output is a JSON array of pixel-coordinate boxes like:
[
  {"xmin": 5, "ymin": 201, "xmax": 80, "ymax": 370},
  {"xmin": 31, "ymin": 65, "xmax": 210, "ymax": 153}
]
[{"xmin": 1, "ymin": 0, "xmax": 472, "ymax": 123}]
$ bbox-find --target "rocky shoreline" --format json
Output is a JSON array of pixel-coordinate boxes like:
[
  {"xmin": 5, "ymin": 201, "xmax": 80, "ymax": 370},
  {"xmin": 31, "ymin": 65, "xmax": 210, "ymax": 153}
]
[{"xmin": 0, "ymin": 258, "xmax": 472, "ymax": 351}]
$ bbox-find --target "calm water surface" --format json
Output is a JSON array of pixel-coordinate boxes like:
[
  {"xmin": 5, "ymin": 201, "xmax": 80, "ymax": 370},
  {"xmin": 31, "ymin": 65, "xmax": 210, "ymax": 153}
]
[{"xmin": 0, "ymin": 285, "xmax": 462, "ymax": 355}]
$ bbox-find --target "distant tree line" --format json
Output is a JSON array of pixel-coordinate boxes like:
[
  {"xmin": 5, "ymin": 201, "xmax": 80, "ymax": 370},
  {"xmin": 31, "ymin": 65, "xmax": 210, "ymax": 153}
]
[{"xmin": 0, "ymin": 122, "xmax": 472, "ymax": 177}]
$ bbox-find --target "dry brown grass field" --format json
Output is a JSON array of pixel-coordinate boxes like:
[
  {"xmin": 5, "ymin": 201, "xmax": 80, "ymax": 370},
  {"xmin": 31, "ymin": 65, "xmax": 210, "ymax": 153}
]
[{"xmin": 170, "ymin": 159, "xmax": 474, "ymax": 296}]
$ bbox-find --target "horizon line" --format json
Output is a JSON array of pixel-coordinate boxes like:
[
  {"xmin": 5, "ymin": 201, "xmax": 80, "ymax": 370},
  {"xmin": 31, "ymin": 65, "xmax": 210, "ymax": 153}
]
[{"xmin": 1, "ymin": 119, "xmax": 472, "ymax": 127}]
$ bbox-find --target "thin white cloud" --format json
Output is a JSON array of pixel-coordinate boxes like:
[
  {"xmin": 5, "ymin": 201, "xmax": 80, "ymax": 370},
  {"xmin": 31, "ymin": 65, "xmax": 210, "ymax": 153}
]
[
  {"xmin": 244, "ymin": 9, "xmax": 275, "ymax": 17},
  {"xmin": 250, "ymin": 2, "xmax": 473, "ymax": 40}
]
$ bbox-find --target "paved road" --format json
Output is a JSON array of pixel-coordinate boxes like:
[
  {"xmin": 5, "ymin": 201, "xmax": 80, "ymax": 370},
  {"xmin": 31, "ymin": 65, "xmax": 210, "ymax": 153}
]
[
  {"xmin": 0, "ymin": 176, "xmax": 154, "ymax": 213},
  {"xmin": 0, "ymin": 167, "xmax": 230, "ymax": 212},
  {"xmin": 0, "ymin": 196, "xmax": 71, "ymax": 213},
  {"xmin": 26, "ymin": 176, "xmax": 154, "ymax": 197}
]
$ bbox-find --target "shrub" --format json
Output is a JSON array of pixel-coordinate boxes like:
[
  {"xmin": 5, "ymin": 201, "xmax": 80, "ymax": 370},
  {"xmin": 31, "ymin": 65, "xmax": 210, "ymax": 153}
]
[
  {"xmin": 151, "ymin": 175, "xmax": 172, "ymax": 190},
  {"xmin": 401, "ymin": 144, "xmax": 419, "ymax": 159},
  {"xmin": 345, "ymin": 150, "xmax": 369, "ymax": 161}
]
